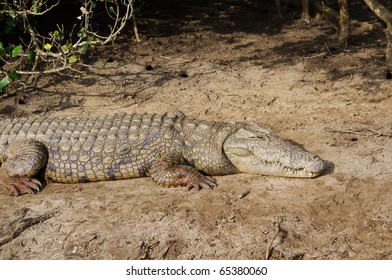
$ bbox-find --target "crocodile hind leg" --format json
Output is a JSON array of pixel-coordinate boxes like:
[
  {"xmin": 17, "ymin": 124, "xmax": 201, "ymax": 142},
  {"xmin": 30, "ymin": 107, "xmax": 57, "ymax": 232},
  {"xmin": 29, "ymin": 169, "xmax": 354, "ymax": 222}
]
[
  {"xmin": 150, "ymin": 155, "xmax": 217, "ymax": 190},
  {"xmin": 0, "ymin": 139, "xmax": 48, "ymax": 196}
]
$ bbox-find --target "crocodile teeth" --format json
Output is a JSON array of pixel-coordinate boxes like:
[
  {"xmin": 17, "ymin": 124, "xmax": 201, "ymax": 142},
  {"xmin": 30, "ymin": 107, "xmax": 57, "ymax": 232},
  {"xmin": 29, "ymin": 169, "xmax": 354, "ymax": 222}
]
[{"xmin": 253, "ymin": 158, "xmax": 317, "ymax": 177}]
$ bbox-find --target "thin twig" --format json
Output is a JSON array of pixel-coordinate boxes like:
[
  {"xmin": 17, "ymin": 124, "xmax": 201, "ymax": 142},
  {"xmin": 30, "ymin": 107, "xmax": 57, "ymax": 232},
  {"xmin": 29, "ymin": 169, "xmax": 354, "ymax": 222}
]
[
  {"xmin": 304, "ymin": 52, "xmax": 328, "ymax": 60},
  {"xmin": 16, "ymin": 65, "xmax": 73, "ymax": 75},
  {"xmin": 133, "ymin": 14, "xmax": 141, "ymax": 42},
  {"xmin": 265, "ymin": 223, "xmax": 280, "ymax": 260},
  {"xmin": 7, "ymin": 0, "xmax": 60, "ymax": 16},
  {"xmin": 324, "ymin": 41, "xmax": 333, "ymax": 56},
  {"xmin": 326, "ymin": 127, "xmax": 392, "ymax": 137},
  {"xmin": 344, "ymin": 237, "xmax": 358, "ymax": 253}
]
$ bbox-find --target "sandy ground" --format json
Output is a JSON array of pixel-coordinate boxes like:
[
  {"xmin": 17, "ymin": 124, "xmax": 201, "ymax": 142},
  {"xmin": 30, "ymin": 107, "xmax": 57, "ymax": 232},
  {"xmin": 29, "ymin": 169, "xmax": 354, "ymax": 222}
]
[{"xmin": 0, "ymin": 1, "xmax": 391, "ymax": 259}]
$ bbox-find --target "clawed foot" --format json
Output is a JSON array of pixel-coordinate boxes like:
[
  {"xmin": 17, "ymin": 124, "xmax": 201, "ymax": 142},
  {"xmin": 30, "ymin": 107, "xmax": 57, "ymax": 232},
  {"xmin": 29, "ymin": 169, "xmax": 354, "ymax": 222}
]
[
  {"xmin": 186, "ymin": 175, "xmax": 217, "ymax": 191},
  {"xmin": 0, "ymin": 177, "xmax": 42, "ymax": 196}
]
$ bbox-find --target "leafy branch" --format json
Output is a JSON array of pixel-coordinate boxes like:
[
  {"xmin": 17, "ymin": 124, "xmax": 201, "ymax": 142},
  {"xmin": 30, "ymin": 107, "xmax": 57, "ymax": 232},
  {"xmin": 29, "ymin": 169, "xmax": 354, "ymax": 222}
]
[{"xmin": 0, "ymin": 0, "xmax": 135, "ymax": 96}]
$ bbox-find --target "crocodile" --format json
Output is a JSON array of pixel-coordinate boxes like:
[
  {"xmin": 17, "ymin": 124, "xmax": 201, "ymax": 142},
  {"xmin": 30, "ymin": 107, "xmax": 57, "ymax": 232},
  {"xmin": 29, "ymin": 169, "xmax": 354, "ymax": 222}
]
[{"xmin": 0, "ymin": 111, "xmax": 325, "ymax": 196}]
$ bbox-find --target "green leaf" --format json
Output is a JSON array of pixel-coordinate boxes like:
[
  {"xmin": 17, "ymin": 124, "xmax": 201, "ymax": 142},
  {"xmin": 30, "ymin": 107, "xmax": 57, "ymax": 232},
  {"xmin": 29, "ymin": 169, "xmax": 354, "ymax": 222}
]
[
  {"xmin": 61, "ymin": 44, "xmax": 73, "ymax": 54},
  {"xmin": 77, "ymin": 31, "xmax": 85, "ymax": 38},
  {"xmin": 4, "ymin": 17, "xmax": 17, "ymax": 35},
  {"xmin": 91, "ymin": 2, "xmax": 96, "ymax": 9},
  {"xmin": 11, "ymin": 45, "xmax": 23, "ymax": 58},
  {"xmin": 44, "ymin": 43, "xmax": 52, "ymax": 50},
  {"xmin": 0, "ymin": 42, "xmax": 6, "ymax": 57},
  {"xmin": 79, "ymin": 44, "xmax": 88, "ymax": 54},
  {"xmin": 0, "ymin": 77, "xmax": 10, "ymax": 91},
  {"xmin": 61, "ymin": 45, "xmax": 69, "ymax": 53},
  {"xmin": 6, "ymin": 10, "xmax": 16, "ymax": 18},
  {"xmin": 7, "ymin": 43, "xmax": 15, "ymax": 56},
  {"xmin": 109, "ymin": 6, "xmax": 114, "ymax": 13},
  {"xmin": 68, "ymin": 55, "xmax": 78, "ymax": 65},
  {"xmin": 10, "ymin": 70, "xmax": 20, "ymax": 81},
  {"xmin": 27, "ymin": 51, "xmax": 36, "ymax": 61}
]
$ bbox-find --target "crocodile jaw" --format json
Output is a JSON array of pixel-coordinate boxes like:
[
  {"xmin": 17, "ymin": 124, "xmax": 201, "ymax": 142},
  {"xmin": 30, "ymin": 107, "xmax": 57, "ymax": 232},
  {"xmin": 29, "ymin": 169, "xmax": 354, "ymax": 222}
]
[
  {"xmin": 223, "ymin": 124, "xmax": 325, "ymax": 178},
  {"xmin": 229, "ymin": 156, "xmax": 325, "ymax": 178}
]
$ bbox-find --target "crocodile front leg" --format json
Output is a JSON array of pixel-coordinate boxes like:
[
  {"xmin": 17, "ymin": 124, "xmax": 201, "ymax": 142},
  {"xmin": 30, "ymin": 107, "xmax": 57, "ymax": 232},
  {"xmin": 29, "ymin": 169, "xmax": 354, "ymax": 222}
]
[
  {"xmin": 150, "ymin": 155, "xmax": 217, "ymax": 190},
  {"xmin": 0, "ymin": 139, "xmax": 48, "ymax": 196}
]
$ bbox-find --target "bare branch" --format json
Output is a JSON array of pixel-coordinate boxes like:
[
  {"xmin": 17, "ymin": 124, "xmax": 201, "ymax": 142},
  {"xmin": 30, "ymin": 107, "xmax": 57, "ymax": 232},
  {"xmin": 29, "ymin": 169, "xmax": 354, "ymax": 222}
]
[{"xmin": 11, "ymin": 0, "xmax": 60, "ymax": 16}]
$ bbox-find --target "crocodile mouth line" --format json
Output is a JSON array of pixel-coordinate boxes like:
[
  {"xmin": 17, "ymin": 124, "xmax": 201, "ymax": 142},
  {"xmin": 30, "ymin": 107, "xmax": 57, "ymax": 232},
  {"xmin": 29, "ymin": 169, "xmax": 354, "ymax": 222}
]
[{"xmin": 254, "ymin": 159, "xmax": 321, "ymax": 178}]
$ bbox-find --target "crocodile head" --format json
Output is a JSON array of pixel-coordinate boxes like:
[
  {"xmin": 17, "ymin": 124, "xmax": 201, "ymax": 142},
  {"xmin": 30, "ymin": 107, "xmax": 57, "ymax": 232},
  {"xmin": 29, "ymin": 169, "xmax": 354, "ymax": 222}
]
[{"xmin": 223, "ymin": 123, "xmax": 325, "ymax": 178}]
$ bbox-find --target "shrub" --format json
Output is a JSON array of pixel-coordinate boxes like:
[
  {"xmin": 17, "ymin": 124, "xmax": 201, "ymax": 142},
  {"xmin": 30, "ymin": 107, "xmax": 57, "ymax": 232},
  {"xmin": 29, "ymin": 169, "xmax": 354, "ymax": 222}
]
[{"xmin": 0, "ymin": 0, "xmax": 135, "ymax": 96}]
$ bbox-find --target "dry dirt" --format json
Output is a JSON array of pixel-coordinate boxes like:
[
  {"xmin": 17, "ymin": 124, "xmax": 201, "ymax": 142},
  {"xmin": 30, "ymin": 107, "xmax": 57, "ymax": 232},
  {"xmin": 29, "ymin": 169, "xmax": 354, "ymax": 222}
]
[{"xmin": 0, "ymin": 1, "xmax": 391, "ymax": 260}]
